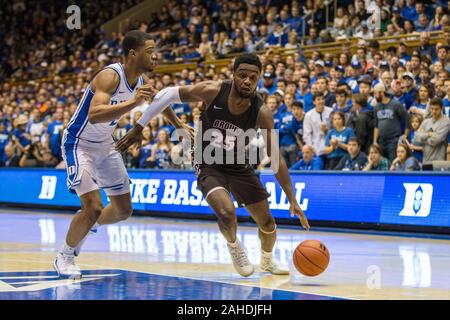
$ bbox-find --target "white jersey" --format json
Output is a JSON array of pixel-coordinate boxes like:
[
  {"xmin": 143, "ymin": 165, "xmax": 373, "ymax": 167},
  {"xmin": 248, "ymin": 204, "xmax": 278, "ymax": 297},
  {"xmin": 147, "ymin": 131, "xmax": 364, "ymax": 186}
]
[{"xmin": 65, "ymin": 63, "xmax": 144, "ymax": 144}]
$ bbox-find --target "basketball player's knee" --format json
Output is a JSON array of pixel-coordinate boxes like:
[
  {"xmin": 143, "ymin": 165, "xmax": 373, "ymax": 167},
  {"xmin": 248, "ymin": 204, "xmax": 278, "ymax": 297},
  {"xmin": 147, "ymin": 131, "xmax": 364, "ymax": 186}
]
[
  {"xmin": 216, "ymin": 206, "xmax": 236, "ymax": 226},
  {"xmin": 115, "ymin": 205, "xmax": 133, "ymax": 221},
  {"xmin": 83, "ymin": 205, "xmax": 102, "ymax": 225},
  {"xmin": 259, "ymin": 216, "xmax": 276, "ymax": 233},
  {"xmin": 82, "ymin": 197, "xmax": 103, "ymax": 220}
]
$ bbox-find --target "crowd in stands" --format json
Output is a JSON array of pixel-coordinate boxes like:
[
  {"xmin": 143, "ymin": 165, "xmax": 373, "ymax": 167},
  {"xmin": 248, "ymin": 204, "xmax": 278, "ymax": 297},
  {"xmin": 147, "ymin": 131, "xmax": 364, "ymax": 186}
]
[{"xmin": 1, "ymin": 0, "xmax": 450, "ymax": 171}]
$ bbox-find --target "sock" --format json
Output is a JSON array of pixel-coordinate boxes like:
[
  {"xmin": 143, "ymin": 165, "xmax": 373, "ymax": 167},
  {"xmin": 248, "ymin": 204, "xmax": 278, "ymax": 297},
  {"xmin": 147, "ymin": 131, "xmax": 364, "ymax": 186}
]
[
  {"xmin": 228, "ymin": 238, "xmax": 240, "ymax": 248},
  {"xmin": 261, "ymin": 249, "xmax": 273, "ymax": 258},
  {"xmin": 61, "ymin": 242, "xmax": 75, "ymax": 255}
]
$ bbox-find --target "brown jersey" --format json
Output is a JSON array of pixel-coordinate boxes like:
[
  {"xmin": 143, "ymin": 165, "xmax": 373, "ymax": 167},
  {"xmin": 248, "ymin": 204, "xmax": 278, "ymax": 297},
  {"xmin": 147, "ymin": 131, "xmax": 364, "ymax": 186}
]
[{"xmin": 193, "ymin": 80, "xmax": 264, "ymax": 171}]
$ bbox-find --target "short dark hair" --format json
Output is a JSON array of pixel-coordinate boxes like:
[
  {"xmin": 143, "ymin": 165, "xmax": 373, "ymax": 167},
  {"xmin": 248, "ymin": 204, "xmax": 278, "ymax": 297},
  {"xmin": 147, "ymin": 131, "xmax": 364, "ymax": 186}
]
[
  {"xmin": 287, "ymin": 80, "xmax": 297, "ymax": 87},
  {"xmin": 313, "ymin": 92, "xmax": 324, "ymax": 101},
  {"xmin": 335, "ymin": 88, "xmax": 348, "ymax": 97},
  {"xmin": 353, "ymin": 93, "xmax": 368, "ymax": 106},
  {"xmin": 348, "ymin": 137, "xmax": 360, "ymax": 145},
  {"xmin": 300, "ymin": 75, "xmax": 310, "ymax": 83},
  {"xmin": 430, "ymin": 97, "xmax": 443, "ymax": 108},
  {"xmin": 233, "ymin": 53, "xmax": 262, "ymax": 72},
  {"xmin": 292, "ymin": 101, "xmax": 303, "ymax": 109},
  {"xmin": 316, "ymin": 76, "xmax": 329, "ymax": 84},
  {"xmin": 122, "ymin": 30, "xmax": 153, "ymax": 57}
]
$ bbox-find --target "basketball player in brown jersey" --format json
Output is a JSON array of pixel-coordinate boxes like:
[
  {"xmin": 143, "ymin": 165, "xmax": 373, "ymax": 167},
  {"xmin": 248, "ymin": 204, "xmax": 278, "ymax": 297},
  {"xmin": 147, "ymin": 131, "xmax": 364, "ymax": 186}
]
[{"xmin": 117, "ymin": 53, "xmax": 310, "ymax": 277}]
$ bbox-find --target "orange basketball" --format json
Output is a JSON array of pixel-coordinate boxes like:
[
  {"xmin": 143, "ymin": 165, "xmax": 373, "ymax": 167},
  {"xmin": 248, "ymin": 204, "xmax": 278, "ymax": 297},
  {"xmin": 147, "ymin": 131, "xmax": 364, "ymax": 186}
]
[{"xmin": 293, "ymin": 240, "xmax": 330, "ymax": 276}]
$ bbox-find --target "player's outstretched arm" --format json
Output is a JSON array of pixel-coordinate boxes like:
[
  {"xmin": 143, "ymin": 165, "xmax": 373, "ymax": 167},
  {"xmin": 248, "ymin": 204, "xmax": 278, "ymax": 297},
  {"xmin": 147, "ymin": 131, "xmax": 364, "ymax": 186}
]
[
  {"xmin": 257, "ymin": 106, "xmax": 310, "ymax": 231},
  {"xmin": 136, "ymin": 81, "xmax": 221, "ymax": 128},
  {"xmin": 88, "ymin": 69, "xmax": 156, "ymax": 124},
  {"xmin": 116, "ymin": 81, "xmax": 220, "ymax": 153}
]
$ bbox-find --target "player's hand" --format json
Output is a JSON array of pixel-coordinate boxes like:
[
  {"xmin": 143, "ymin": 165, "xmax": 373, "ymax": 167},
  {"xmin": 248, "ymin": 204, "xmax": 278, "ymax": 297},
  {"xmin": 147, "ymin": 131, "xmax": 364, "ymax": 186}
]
[
  {"xmin": 290, "ymin": 201, "xmax": 310, "ymax": 231},
  {"xmin": 134, "ymin": 84, "xmax": 158, "ymax": 105},
  {"xmin": 116, "ymin": 125, "xmax": 143, "ymax": 153}
]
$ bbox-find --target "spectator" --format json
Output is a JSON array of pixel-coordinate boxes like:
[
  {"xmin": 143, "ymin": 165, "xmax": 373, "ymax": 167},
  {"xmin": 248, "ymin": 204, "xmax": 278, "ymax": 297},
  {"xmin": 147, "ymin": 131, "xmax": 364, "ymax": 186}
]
[
  {"xmin": 278, "ymin": 102, "xmax": 298, "ymax": 168},
  {"xmin": 413, "ymin": 98, "xmax": 450, "ymax": 163},
  {"xmin": 28, "ymin": 109, "xmax": 44, "ymax": 143},
  {"xmin": 12, "ymin": 115, "xmax": 31, "ymax": 155},
  {"xmin": 315, "ymin": 76, "xmax": 336, "ymax": 107},
  {"xmin": 132, "ymin": 126, "xmax": 154, "ymax": 168},
  {"xmin": 403, "ymin": 114, "xmax": 424, "ymax": 163},
  {"xmin": 418, "ymin": 32, "xmax": 436, "ymax": 60},
  {"xmin": 2, "ymin": 144, "xmax": 20, "ymax": 167},
  {"xmin": 332, "ymin": 89, "xmax": 353, "ymax": 121},
  {"xmin": 347, "ymin": 93, "xmax": 375, "ymax": 154},
  {"xmin": 354, "ymin": 21, "xmax": 373, "ymax": 38},
  {"xmin": 434, "ymin": 45, "xmax": 450, "ymax": 70},
  {"xmin": 323, "ymin": 111, "xmax": 356, "ymax": 169},
  {"xmin": 303, "ymin": 93, "xmax": 333, "ymax": 157},
  {"xmin": 260, "ymin": 70, "xmax": 278, "ymax": 95},
  {"xmin": 400, "ymin": 72, "xmax": 418, "ymax": 110},
  {"xmin": 291, "ymin": 101, "xmax": 305, "ymax": 150},
  {"xmin": 150, "ymin": 129, "xmax": 173, "ymax": 169},
  {"xmin": 47, "ymin": 108, "xmax": 64, "ymax": 161},
  {"xmin": 363, "ymin": 144, "xmax": 390, "ymax": 171},
  {"xmin": 373, "ymin": 83, "xmax": 410, "ymax": 162},
  {"xmin": 416, "ymin": 14, "xmax": 433, "ymax": 32},
  {"xmin": 0, "ymin": 121, "xmax": 10, "ymax": 165},
  {"xmin": 335, "ymin": 137, "xmax": 368, "ymax": 171},
  {"xmin": 305, "ymin": 27, "xmax": 322, "ymax": 46},
  {"xmin": 410, "ymin": 85, "xmax": 431, "ymax": 116},
  {"xmin": 267, "ymin": 23, "xmax": 288, "ymax": 47},
  {"xmin": 401, "ymin": 0, "xmax": 418, "ymax": 22},
  {"xmin": 284, "ymin": 31, "xmax": 300, "ymax": 50},
  {"xmin": 290, "ymin": 145, "xmax": 324, "ymax": 170},
  {"xmin": 390, "ymin": 143, "xmax": 421, "ymax": 171}
]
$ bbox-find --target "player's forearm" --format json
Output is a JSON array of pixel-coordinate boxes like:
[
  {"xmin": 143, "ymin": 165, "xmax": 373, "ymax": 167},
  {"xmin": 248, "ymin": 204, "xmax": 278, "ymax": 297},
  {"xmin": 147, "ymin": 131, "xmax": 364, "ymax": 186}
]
[
  {"xmin": 89, "ymin": 99, "xmax": 138, "ymax": 124},
  {"xmin": 137, "ymin": 87, "xmax": 182, "ymax": 127},
  {"xmin": 274, "ymin": 155, "xmax": 297, "ymax": 203}
]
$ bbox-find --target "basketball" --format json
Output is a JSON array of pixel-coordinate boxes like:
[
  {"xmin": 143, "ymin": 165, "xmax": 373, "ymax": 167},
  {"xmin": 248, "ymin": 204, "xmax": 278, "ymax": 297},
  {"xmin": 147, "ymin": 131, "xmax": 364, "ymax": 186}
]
[{"xmin": 293, "ymin": 240, "xmax": 330, "ymax": 277}]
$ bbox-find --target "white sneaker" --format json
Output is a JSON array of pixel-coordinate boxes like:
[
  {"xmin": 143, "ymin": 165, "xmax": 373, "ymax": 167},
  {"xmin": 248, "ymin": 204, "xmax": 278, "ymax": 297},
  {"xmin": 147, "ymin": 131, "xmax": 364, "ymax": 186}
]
[
  {"xmin": 53, "ymin": 252, "xmax": 82, "ymax": 279},
  {"xmin": 227, "ymin": 240, "xmax": 254, "ymax": 277},
  {"xmin": 74, "ymin": 210, "xmax": 98, "ymax": 257},
  {"xmin": 260, "ymin": 252, "xmax": 289, "ymax": 275}
]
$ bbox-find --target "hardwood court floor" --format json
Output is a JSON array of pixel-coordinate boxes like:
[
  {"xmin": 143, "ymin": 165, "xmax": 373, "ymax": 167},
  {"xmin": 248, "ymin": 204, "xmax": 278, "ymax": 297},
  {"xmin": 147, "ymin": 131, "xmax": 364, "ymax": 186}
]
[{"xmin": 0, "ymin": 208, "xmax": 449, "ymax": 300}]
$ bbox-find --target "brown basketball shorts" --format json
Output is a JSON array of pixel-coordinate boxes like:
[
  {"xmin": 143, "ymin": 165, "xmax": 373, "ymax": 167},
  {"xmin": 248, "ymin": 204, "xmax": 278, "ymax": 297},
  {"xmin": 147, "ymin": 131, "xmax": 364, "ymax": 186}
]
[{"xmin": 196, "ymin": 165, "xmax": 270, "ymax": 207}]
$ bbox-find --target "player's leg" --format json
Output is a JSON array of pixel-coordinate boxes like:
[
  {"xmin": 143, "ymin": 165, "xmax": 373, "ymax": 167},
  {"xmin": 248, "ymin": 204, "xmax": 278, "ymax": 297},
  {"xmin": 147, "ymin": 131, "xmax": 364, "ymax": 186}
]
[
  {"xmin": 205, "ymin": 188, "xmax": 238, "ymax": 243},
  {"xmin": 72, "ymin": 149, "xmax": 133, "ymax": 257},
  {"xmin": 72, "ymin": 190, "xmax": 132, "ymax": 258},
  {"xmin": 66, "ymin": 189, "xmax": 103, "ymax": 247},
  {"xmin": 244, "ymin": 199, "xmax": 288, "ymax": 275},
  {"xmin": 96, "ymin": 192, "xmax": 133, "ymax": 225},
  {"xmin": 205, "ymin": 187, "xmax": 254, "ymax": 277},
  {"xmin": 95, "ymin": 148, "xmax": 133, "ymax": 225},
  {"xmin": 229, "ymin": 170, "xmax": 288, "ymax": 275},
  {"xmin": 244, "ymin": 199, "xmax": 276, "ymax": 253},
  {"xmin": 54, "ymin": 170, "xmax": 101, "ymax": 279},
  {"xmin": 197, "ymin": 166, "xmax": 254, "ymax": 277}
]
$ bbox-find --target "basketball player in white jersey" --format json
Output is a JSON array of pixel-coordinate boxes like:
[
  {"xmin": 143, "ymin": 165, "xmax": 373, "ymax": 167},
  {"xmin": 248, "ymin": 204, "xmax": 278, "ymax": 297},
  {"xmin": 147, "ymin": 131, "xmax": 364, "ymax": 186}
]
[{"xmin": 54, "ymin": 30, "xmax": 184, "ymax": 278}]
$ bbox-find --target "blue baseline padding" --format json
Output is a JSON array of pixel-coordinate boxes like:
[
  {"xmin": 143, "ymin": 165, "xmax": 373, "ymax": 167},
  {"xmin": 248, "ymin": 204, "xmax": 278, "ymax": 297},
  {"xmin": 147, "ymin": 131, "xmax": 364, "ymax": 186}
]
[{"xmin": 0, "ymin": 168, "xmax": 449, "ymax": 228}]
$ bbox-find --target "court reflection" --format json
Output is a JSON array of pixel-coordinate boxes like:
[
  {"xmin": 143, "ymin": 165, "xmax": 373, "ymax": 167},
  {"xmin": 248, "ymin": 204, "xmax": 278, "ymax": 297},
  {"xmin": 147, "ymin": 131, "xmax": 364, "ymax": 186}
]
[{"xmin": 105, "ymin": 224, "xmax": 296, "ymax": 266}]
